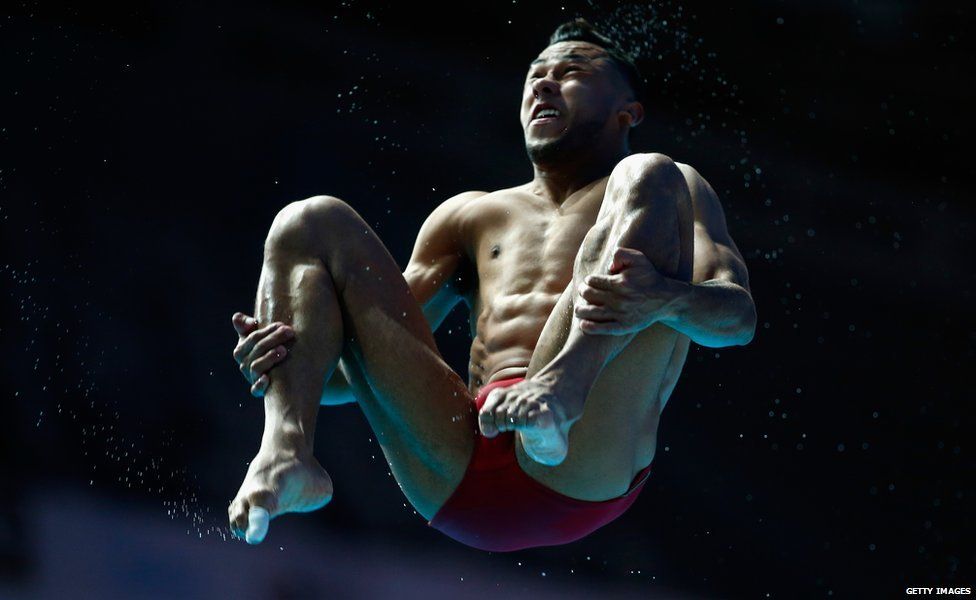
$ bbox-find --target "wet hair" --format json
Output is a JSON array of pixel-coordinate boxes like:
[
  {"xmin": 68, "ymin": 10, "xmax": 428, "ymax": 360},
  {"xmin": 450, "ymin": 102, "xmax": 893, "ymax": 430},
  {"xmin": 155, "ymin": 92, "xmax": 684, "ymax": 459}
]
[{"xmin": 547, "ymin": 18, "xmax": 644, "ymax": 104}]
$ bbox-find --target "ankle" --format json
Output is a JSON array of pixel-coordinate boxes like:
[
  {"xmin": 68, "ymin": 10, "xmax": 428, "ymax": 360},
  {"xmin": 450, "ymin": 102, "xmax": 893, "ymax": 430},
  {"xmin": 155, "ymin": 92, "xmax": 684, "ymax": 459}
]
[
  {"xmin": 260, "ymin": 419, "xmax": 314, "ymax": 456},
  {"xmin": 536, "ymin": 355, "xmax": 598, "ymax": 395}
]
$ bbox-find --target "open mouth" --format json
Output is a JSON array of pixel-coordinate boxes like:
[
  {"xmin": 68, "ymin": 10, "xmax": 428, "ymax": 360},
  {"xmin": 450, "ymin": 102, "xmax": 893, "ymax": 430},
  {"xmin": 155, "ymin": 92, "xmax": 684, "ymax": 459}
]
[{"xmin": 530, "ymin": 105, "xmax": 563, "ymax": 124}]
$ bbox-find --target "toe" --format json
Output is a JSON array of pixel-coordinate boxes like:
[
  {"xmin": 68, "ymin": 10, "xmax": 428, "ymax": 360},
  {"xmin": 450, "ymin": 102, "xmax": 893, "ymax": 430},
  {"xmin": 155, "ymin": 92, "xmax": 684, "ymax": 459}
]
[
  {"xmin": 478, "ymin": 389, "xmax": 507, "ymax": 437},
  {"xmin": 245, "ymin": 506, "xmax": 270, "ymax": 544},
  {"xmin": 478, "ymin": 409, "xmax": 499, "ymax": 438},
  {"xmin": 228, "ymin": 499, "xmax": 250, "ymax": 540},
  {"xmin": 502, "ymin": 403, "xmax": 521, "ymax": 432},
  {"xmin": 513, "ymin": 402, "xmax": 532, "ymax": 428},
  {"xmin": 246, "ymin": 489, "xmax": 277, "ymax": 516}
]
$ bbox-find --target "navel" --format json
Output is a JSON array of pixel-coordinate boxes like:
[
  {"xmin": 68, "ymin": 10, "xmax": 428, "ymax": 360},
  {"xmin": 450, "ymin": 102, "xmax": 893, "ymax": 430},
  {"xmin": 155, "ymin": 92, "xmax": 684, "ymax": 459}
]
[{"xmin": 490, "ymin": 244, "xmax": 501, "ymax": 259}]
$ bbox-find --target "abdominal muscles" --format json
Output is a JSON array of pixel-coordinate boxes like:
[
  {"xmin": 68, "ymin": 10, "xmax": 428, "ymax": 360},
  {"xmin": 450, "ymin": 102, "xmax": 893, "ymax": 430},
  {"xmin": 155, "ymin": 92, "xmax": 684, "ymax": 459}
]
[{"xmin": 467, "ymin": 287, "xmax": 562, "ymax": 393}]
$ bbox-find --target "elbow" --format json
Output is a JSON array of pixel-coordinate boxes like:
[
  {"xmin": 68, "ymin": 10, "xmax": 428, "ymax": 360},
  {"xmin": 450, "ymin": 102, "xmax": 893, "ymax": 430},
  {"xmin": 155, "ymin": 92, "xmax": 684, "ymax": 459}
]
[
  {"xmin": 735, "ymin": 328, "xmax": 755, "ymax": 347},
  {"xmin": 705, "ymin": 302, "xmax": 756, "ymax": 348},
  {"xmin": 679, "ymin": 290, "xmax": 757, "ymax": 348},
  {"xmin": 735, "ymin": 302, "xmax": 758, "ymax": 346},
  {"xmin": 698, "ymin": 326, "xmax": 752, "ymax": 349}
]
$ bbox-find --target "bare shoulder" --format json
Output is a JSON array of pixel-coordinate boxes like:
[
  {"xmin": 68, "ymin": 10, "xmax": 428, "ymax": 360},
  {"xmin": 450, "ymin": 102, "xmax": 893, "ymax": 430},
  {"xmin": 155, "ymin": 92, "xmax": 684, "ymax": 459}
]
[
  {"xmin": 673, "ymin": 162, "xmax": 749, "ymax": 285},
  {"xmin": 433, "ymin": 189, "xmax": 491, "ymax": 217},
  {"xmin": 674, "ymin": 162, "xmax": 720, "ymax": 209},
  {"xmin": 418, "ymin": 190, "xmax": 490, "ymax": 234},
  {"xmin": 408, "ymin": 191, "xmax": 484, "ymax": 255},
  {"xmin": 674, "ymin": 162, "xmax": 732, "ymax": 231},
  {"xmin": 456, "ymin": 184, "xmax": 531, "ymax": 205},
  {"xmin": 420, "ymin": 186, "xmax": 537, "ymax": 238},
  {"xmin": 451, "ymin": 184, "xmax": 532, "ymax": 220}
]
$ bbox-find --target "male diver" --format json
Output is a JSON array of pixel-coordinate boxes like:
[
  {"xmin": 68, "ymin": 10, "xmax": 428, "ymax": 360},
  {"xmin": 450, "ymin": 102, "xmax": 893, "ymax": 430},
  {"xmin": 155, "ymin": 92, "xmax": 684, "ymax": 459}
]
[{"xmin": 228, "ymin": 19, "xmax": 755, "ymax": 551}]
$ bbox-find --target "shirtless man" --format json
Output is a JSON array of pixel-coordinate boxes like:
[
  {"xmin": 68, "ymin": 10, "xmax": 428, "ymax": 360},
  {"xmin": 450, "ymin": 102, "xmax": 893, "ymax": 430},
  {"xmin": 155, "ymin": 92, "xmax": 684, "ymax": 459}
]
[{"xmin": 227, "ymin": 19, "xmax": 755, "ymax": 551}]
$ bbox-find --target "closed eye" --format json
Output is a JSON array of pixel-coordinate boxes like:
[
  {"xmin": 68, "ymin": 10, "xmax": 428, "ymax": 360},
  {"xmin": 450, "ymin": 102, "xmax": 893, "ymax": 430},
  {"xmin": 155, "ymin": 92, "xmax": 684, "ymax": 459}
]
[{"xmin": 527, "ymin": 63, "xmax": 585, "ymax": 81}]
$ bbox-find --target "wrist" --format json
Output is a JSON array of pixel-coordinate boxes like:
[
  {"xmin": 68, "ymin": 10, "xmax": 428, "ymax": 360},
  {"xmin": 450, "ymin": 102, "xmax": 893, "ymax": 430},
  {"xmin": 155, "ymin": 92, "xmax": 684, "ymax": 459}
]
[{"xmin": 657, "ymin": 277, "xmax": 692, "ymax": 325}]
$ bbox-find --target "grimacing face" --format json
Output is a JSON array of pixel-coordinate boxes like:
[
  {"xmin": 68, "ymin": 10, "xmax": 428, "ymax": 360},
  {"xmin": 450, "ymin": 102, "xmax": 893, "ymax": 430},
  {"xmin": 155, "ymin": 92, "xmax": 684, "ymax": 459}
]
[{"xmin": 520, "ymin": 41, "xmax": 635, "ymax": 165}]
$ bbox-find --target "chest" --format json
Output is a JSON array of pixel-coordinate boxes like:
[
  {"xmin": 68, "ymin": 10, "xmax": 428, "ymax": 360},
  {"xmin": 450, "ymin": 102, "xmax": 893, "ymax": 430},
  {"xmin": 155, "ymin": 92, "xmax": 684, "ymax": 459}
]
[{"xmin": 474, "ymin": 199, "xmax": 601, "ymax": 289}]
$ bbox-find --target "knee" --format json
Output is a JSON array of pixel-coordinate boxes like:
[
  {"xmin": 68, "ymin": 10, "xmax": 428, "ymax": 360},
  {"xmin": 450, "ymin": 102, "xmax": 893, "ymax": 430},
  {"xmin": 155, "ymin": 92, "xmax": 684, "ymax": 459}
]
[
  {"xmin": 609, "ymin": 153, "xmax": 689, "ymax": 209},
  {"xmin": 266, "ymin": 195, "xmax": 355, "ymax": 253}
]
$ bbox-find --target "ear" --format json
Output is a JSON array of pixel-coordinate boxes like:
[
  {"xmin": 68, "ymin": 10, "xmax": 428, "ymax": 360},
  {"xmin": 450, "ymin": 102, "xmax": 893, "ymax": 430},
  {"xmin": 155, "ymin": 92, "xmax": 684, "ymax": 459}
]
[{"xmin": 620, "ymin": 100, "xmax": 644, "ymax": 128}]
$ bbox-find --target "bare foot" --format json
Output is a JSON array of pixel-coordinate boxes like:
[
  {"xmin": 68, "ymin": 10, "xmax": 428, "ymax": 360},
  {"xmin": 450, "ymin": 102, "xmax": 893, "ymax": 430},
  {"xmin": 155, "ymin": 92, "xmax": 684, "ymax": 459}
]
[
  {"xmin": 228, "ymin": 443, "xmax": 333, "ymax": 544},
  {"xmin": 477, "ymin": 375, "xmax": 584, "ymax": 466}
]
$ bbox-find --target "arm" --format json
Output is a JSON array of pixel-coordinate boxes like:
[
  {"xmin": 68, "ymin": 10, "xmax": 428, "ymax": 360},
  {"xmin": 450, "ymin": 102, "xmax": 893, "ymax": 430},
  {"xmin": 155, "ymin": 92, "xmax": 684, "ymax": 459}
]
[
  {"xmin": 320, "ymin": 190, "xmax": 485, "ymax": 403},
  {"xmin": 577, "ymin": 165, "xmax": 756, "ymax": 346},
  {"xmin": 660, "ymin": 164, "xmax": 756, "ymax": 347},
  {"xmin": 402, "ymin": 190, "xmax": 485, "ymax": 331}
]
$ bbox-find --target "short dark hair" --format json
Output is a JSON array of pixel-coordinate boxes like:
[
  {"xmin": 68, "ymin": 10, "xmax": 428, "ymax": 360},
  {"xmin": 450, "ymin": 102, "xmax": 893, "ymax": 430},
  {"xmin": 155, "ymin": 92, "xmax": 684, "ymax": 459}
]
[{"xmin": 547, "ymin": 18, "xmax": 643, "ymax": 104}]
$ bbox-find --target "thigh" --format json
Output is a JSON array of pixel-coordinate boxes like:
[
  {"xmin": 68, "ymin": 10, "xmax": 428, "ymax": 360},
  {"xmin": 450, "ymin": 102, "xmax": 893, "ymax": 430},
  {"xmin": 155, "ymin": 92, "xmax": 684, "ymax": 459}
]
[
  {"xmin": 323, "ymin": 203, "xmax": 475, "ymax": 519},
  {"xmin": 522, "ymin": 297, "xmax": 689, "ymax": 500},
  {"xmin": 572, "ymin": 326, "xmax": 689, "ymax": 485},
  {"xmin": 519, "ymin": 180, "xmax": 695, "ymax": 499}
]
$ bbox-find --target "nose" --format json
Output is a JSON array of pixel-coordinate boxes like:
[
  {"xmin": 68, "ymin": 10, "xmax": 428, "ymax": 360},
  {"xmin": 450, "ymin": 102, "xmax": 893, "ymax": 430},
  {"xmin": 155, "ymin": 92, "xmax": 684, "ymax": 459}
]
[{"xmin": 531, "ymin": 75, "xmax": 559, "ymax": 99}]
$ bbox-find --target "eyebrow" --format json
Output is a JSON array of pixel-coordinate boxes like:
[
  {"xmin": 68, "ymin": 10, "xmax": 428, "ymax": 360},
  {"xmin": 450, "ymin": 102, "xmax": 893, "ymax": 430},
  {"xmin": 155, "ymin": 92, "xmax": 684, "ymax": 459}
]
[{"xmin": 529, "ymin": 53, "xmax": 597, "ymax": 67}]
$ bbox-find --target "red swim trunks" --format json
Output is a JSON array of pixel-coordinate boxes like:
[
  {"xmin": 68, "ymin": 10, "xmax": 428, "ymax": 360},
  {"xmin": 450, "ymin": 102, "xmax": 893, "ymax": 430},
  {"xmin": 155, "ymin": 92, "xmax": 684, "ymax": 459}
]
[{"xmin": 428, "ymin": 376, "xmax": 652, "ymax": 552}]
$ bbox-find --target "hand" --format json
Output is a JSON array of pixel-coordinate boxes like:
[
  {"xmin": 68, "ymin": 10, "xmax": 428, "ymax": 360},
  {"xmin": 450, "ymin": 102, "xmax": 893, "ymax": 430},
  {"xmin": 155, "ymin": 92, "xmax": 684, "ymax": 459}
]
[
  {"xmin": 574, "ymin": 247, "xmax": 680, "ymax": 335},
  {"xmin": 232, "ymin": 312, "xmax": 295, "ymax": 397}
]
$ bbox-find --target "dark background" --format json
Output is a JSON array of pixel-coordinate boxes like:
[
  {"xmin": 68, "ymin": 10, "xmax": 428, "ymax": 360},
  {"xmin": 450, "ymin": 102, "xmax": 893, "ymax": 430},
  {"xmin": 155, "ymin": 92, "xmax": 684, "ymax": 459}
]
[{"xmin": 2, "ymin": 1, "xmax": 972, "ymax": 598}]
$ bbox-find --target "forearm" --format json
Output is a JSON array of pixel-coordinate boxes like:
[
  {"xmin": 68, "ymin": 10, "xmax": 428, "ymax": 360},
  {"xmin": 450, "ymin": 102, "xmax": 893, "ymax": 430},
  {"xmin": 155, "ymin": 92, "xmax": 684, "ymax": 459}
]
[{"xmin": 660, "ymin": 278, "xmax": 756, "ymax": 348}]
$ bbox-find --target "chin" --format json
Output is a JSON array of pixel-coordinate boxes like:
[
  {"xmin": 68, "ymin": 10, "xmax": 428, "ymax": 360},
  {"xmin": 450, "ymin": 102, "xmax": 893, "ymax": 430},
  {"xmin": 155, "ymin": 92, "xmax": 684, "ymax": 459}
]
[
  {"xmin": 525, "ymin": 138, "xmax": 569, "ymax": 165},
  {"xmin": 525, "ymin": 120, "xmax": 601, "ymax": 165}
]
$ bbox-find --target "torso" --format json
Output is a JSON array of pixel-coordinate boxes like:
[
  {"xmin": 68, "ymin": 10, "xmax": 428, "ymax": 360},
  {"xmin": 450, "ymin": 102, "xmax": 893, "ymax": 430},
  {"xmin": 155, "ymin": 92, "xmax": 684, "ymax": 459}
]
[
  {"xmin": 463, "ymin": 177, "xmax": 690, "ymax": 409},
  {"xmin": 451, "ymin": 171, "xmax": 694, "ymax": 500},
  {"xmin": 458, "ymin": 178, "xmax": 607, "ymax": 393}
]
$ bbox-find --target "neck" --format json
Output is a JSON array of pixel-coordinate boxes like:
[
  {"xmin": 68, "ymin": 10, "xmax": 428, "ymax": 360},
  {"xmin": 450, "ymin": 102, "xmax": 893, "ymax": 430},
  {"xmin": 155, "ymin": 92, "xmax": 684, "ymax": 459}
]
[{"xmin": 529, "ymin": 146, "xmax": 629, "ymax": 206}]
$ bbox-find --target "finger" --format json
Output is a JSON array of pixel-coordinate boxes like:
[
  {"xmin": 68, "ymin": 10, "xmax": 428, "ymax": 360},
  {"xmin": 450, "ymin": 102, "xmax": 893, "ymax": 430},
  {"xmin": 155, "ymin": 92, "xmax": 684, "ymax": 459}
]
[
  {"xmin": 574, "ymin": 302, "xmax": 617, "ymax": 321},
  {"xmin": 576, "ymin": 283, "xmax": 613, "ymax": 304},
  {"xmin": 579, "ymin": 319, "xmax": 623, "ymax": 335},
  {"xmin": 609, "ymin": 246, "xmax": 644, "ymax": 274},
  {"xmin": 245, "ymin": 506, "xmax": 270, "ymax": 545},
  {"xmin": 249, "ymin": 345, "xmax": 288, "ymax": 378},
  {"xmin": 583, "ymin": 274, "xmax": 624, "ymax": 292},
  {"xmin": 579, "ymin": 283, "xmax": 621, "ymax": 306},
  {"xmin": 232, "ymin": 312, "xmax": 259, "ymax": 336},
  {"xmin": 248, "ymin": 326, "xmax": 295, "ymax": 364},
  {"xmin": 244, "ymin": 322, "xmax": 285, "ymax": 348},
  {"xmin": 250, "ymin": 374, "xmax": 269, "ymax": 398},
  {"xmin": 234, "ymin": 322, "xmax": 284, "ymax": 363},
  {"xmin": 583, "ymin": 287, "xmax": 628, "ymax": 312}
]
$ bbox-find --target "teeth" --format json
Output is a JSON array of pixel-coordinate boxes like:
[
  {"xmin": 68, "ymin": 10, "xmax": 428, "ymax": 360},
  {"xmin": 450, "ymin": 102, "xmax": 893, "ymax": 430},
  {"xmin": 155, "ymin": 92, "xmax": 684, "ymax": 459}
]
[{"xmin": 535, "ymin": 108, "xmax": 560, "ymax": 119}]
